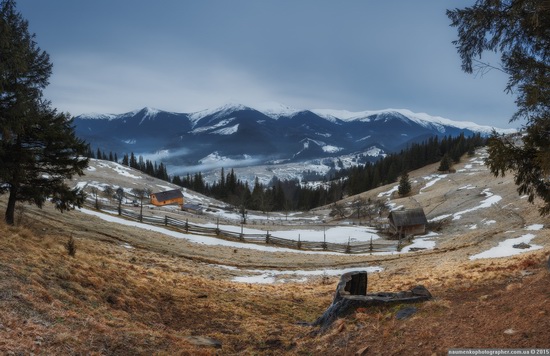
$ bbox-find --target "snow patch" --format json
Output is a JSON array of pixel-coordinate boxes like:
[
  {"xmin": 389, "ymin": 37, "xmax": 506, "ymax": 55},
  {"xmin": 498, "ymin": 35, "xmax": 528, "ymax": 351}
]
[{"xmin": 470, "ymin": 233, "xmax": 542, "ymax": 260}]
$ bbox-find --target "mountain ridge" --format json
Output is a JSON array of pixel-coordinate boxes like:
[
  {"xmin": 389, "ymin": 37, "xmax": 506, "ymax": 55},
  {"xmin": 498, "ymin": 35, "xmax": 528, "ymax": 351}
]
[{"xmin": 73, "ymin": 103, "xmax": 516, "ymax": 179}]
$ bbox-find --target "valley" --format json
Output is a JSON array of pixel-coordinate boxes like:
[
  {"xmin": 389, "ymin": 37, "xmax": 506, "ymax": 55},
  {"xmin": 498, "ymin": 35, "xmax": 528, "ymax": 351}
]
[{"xmin": 1, "ymin": 147, "xmax": 549, "ymax": 354}]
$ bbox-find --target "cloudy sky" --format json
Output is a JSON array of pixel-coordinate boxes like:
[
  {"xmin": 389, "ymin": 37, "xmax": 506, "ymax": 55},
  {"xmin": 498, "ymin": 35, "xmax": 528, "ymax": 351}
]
[{"xmin": 18, "ymin": 0, "xmax": 519, "ymax": 128}]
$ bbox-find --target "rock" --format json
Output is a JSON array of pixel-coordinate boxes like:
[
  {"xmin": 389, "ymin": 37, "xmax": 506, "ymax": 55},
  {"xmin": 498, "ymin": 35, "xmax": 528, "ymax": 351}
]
[
  {"xmin": 513, "ymin": 242, "xmax": 531, "ymax": 249},
  {"xmin": 356, "ymin": 346, "xmax": 369, "ymax": 355},
  {"xmin": 396, "ymin": 307, "xmax": 418, "ymax": 320},
  {"xmin": 184, "ymin": 336, "xmax": 222, "ymax": 349},
  {"xmin": 547, "ymin": 255, "xmax": 550, "ymax": 271}
]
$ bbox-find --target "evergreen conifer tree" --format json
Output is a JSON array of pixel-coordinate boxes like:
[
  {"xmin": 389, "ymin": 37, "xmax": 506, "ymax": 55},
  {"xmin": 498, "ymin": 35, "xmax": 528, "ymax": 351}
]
[
  {"xmin": 0, "ymin": 0, "xmax": 89, "ymax": 225},
  {"xmin": 398, "ymin": 172, "xmax": 411, "ymax": 197},
  {"xmin": 448, "ymin": 0, "xmax": 550, "ymax": 215},
  {"xmin": 438, "ymin": 154, "xmax": 452, "ymax": 172}
]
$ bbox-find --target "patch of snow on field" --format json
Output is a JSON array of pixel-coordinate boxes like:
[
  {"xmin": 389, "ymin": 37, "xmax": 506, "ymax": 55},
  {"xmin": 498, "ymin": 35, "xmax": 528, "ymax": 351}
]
[
  {"xmin": 419, "ymin": 174, "xmax": 447, "ymax": 194},
  {"xmin": 400, "ymin": 232, "xmax": 439, "ymax": 253},
  {"xmin": 525, "ymin": 224, "xmax": 544, "ymax": 231},
  {"xmin": 110, "ymin": 163, "xmax": 141, "ymax": 179},
  {"xmin": 458, "ymin": 184, "xmax": 476, "ymax": 190},
  {"xmin": 469, "ymin": 233, "xmax": 542, "ymax": 260},
  {"xmin": 429, "ymin": 214, "xmax": 452, "ymax": 222},
  {"xmin": 453, "ymin": 189, "xmax": 501, "ymax": 220},
  {"xmin": 378, "ymin": 185, "xmax": 398, "ymax": 198},
  {"xmin": 230, "ymin": 265, "xmax": 383, "ymax": 284},
  {"xmin": 78, "ymin": 208, "xmax": 382, "ymax": 255}
]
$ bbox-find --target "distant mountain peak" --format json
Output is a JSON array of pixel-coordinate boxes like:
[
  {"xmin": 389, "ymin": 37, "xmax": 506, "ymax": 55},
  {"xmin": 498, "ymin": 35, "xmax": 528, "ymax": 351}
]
[
  {"xmin": 253, "ymin": 102, "xmax": 301, "ymax": 119},
  {"xmin": 188, "ymin": 103, "xmax": 252, "ymax": 124}
]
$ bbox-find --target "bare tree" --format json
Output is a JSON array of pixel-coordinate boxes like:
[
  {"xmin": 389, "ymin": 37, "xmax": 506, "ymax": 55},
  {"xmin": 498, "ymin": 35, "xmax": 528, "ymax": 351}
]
[
  {"xmin": 90, "ymin": 186, "xmax": 100, "ymax": 209},
  {"xmin": 131, "ymin": 187, "xmax": 151, "ymax": 222},
  {"xmin": 115, "ymin": 187, "xmax": 125, "ymax": 215}
]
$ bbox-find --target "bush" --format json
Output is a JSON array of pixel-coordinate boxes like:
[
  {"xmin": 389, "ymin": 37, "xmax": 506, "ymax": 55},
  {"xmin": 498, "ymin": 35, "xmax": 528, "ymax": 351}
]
[{"xmin": 66, "ymin": 236, "xmax": 77, "ymax": 257}]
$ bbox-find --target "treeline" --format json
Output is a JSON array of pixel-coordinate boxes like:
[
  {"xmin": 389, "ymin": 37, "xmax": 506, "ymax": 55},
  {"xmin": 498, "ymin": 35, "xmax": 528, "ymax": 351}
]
[
  {"xmin": 173, "ymin": 171, "xmax": 344, "ymax": 212},
  {"xmin": 89, "ymin": 133, "xmax": 485, "ymax": 212},
  {"xmin": 85, "ymin": 147, "xmax": 169, "ymax": 181},
  {"xmin": 340, "ymin": 133, "xmax": 485, "ymax": 196},
  {"xmin": 171, "ymin": 133, "xmax": 485, "ymax": 212}
]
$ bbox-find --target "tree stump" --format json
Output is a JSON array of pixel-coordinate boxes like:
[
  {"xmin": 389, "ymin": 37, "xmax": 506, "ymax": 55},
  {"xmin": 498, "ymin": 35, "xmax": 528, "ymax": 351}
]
[{"xmin": 311, "ymin": 271, "xmax": 432, "ymax": 331}]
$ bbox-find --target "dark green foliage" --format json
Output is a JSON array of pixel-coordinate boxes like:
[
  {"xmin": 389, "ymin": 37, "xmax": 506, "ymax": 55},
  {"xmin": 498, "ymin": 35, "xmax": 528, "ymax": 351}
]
[
  {"xmin": 341, "ymin": 134, "xmax": 485, "ymax": 196},
  {"xmin": 398, "ymin": 172, "xmax": 411, "ymax": 196},
  {"xmin": 438, "ymin": 154, "xmax": 452, "ymax": 172},
  {"xmin": 0, "ymin": 0, "xmax": 89, "ymax": 225},
  {"xmin": 448, "ymin": 1, "xmax": 550, "ymax": 215},
  {"xmin": 168, "ymin": 133, "xmax": 484, "ymax": 213}
]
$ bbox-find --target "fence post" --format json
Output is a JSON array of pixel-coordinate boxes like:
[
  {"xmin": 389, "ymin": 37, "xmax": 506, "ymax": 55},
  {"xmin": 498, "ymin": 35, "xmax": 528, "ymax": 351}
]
[
  {"xmin": 215, "ymin": 218, "xmax": 221, "ymax": 235},
  {"xmin": 185, "ymin": 218, "xmax": 189, "ymax": 233},
  {"xmin": 266, "ymin": 230, "xmax": 270, "ymax": 244},
  {"xmin": 322, "ymin": 227, "xmax": 327, "ymax": 250},
  {"xmin": 346, "ymin": 237, "xmax": 351, "ymax": 254},
  {"xmin": 164, "ymin": 215, "xmax": 168, "ymax": 226},
  {"xmin": 369, "ymin": 237, "xmax": 373, "ymax": 252},
  {"xmin": 240, "ymin": 224, "xmax": 244, "ymax": 241},
  {"xmin": 297, "ymin": 234, "xmax": 301, "ymax": 249}
]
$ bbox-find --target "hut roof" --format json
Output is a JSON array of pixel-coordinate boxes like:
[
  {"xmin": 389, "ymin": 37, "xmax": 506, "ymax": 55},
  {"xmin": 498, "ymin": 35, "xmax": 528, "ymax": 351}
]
[
  {"xmin": 151, "ymin": 189, "xmax": 183, "ymax": 202},
  {"xmin": 388, "ymin": 208, "xmax": 427, "ymax": 227}
]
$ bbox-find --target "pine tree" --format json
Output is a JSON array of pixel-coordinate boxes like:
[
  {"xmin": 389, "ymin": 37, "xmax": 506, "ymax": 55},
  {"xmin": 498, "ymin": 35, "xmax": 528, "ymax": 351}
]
[
  {"xmin": 448, "ymin": 0, "xmax": 550, "ymax": 215},
  {"xmin": 438, "ymin": 154, "xmax": 452, "ymax": 172},
  {"xmin": 398, "ymin": 172, "xmax": 412, "ymax": 197},
  {"xmin": 0, "ymin": 0, "xmax": 89, "ymax": 225}
]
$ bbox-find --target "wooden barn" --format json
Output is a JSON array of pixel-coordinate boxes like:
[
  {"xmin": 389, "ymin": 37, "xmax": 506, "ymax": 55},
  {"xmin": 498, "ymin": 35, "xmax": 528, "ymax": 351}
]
[
  {"xmin": 150, "ymin": 189, "xmax": 184, "ymax": 207},
  {"xmin": 388, "ymin": 208, "xmax": 428, "ymax": 238}
]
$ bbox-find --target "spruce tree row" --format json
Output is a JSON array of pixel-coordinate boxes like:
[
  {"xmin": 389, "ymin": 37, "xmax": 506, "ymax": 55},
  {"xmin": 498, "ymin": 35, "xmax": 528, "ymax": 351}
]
[
  {"xmin": 85, "ymin": 147, "xmax": 169, "ymax": 182},
  {"xmin": 171, "ymin": 133, "xmax": 485, "ymax": 212},
  {"xmin": 340, "ymin": 133, "xmax": 485, "ymax": 196},
  {"xmin": 88, "ymin": 133, "xmax": 484, "ymax": 213}
]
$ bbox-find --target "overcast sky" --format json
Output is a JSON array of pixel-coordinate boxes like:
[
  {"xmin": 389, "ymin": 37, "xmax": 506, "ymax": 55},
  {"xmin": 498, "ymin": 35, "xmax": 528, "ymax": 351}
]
[{"xmin": 18, "ymin": 0, "xmax": 519, "ymax": 128}]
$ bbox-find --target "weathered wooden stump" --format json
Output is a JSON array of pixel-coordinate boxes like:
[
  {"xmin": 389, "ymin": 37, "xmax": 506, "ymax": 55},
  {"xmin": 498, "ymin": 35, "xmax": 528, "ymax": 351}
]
[{"xmin": 311, "ymin": 271, "xmax": 432, "ymax": 331}]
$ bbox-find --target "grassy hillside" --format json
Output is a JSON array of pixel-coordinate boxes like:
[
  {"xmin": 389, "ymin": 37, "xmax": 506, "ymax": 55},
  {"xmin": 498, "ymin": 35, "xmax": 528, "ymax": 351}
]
[
  {"xmin": 1, "ymin": 148, "xmax": 550, "ymax": 354},
  {"xmin": 1, "ymin": 203, "xmax": 549, "ymax": 355}
]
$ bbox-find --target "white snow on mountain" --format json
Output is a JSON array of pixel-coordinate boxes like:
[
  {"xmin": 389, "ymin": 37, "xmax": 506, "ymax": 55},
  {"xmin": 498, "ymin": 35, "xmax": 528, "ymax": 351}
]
[
  {"xmin": 188, "ymin": 103, "xmax": 251, "ymax": 125},
  {"xmin": 365, "ymin": 146, "xmax": 385, "ymax": 157},
  {"xmin": 312, "ymin": 108, "xmax": 516, "ymax": 135},
  {"xmin": 322, "ymin": 145, "xmax": 343, "ymax": 153},
  {"xmin": 79, "ymin": 103, "xmax": 516, "ymax": 135},
  {"xmin": 139, "ymin": 107, "xmax": 161, "ymax": 124},
  {"xmin": 191, "ymin": 118, "xmax": 236, "ymax": 134},
  {"xmin": 78, "ymin": 112, "xmax": 118, "ymax": 120},
  {"xmin": 253, "ymin": 101, "xmax": 301, "ymax": 119},
  {"xmin": 213, "ymin": 124, "xmax": 239, "ymax": 135}
]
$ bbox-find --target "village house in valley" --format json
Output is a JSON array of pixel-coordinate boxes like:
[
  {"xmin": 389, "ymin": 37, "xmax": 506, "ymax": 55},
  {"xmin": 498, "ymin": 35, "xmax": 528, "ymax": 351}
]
[
  {"xmin": 388, "ymin": 208, "xmax": 428, "ymax": 238},
  {"xmin": 150, "ymin": 189, "xmax": 184, "ymax": 208}
]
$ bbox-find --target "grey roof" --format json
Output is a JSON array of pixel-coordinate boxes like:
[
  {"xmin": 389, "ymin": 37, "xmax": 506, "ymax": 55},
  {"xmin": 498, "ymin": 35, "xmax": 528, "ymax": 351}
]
[
  {"xmin": 388, "ymin": 208, "xmax": 427, "ymax": 227},
  {"xmin": 151, "ymin": 189, "xmax": 183, "ymax": 202}
]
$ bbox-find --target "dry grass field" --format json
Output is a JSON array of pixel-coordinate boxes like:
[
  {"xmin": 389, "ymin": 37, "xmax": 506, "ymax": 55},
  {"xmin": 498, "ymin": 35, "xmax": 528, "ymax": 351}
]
[{"xmin": 1, "ymin": 150, "xmax": 550, "ymax": 355}]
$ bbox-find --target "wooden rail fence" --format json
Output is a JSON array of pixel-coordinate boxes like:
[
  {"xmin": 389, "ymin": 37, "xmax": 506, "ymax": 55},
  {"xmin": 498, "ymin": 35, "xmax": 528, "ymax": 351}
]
[{"xmin": 87, "ymin": 203, "xmax": 395, "ymax": 254}]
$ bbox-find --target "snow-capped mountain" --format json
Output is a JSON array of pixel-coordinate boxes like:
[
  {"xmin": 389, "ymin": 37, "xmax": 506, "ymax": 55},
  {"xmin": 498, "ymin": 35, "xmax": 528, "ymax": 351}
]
[{"xmin": 73, "ymin": 104, "xmax": 514, "ymax": 179}]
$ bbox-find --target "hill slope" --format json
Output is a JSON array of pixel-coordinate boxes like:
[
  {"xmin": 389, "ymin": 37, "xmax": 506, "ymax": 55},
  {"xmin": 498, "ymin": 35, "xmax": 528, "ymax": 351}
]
[{"xmin": 1, "ymin": 147, "xmax": 549, "ymax": 354}]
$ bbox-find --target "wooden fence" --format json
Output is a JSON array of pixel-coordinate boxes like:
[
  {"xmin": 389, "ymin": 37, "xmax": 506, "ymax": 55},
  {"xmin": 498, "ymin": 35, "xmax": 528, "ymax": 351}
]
[{"xmin": 87, "ymin": 203, "xmax": 395, "ymax": 254}]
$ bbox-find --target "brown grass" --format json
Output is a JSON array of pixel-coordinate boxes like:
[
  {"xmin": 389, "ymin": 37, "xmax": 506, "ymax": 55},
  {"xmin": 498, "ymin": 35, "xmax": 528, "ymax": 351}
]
[
  {"xmin": 1, "ymin": 214, "xmax": 549, "ymax": 355},
  {"xmin": 2, "ymin": 147, "xmax": 550, "ymax": 354}
]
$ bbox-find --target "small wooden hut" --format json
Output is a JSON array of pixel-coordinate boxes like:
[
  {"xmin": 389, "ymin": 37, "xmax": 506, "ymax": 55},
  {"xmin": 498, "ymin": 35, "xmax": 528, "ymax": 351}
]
[
  {"xmin": 388, "ymin": 208, "xmax": 427, "ymax": 238},
  {"xmin": 150, "ymin": 189, "xmax": 184, "ymax": 207}
]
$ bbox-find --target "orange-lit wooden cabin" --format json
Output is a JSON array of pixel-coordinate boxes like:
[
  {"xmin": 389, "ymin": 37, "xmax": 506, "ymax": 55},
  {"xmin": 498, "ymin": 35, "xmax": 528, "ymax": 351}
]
[{"xmin": 150, "ymin": 189, "xmax": 184, "ymax": 207}]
